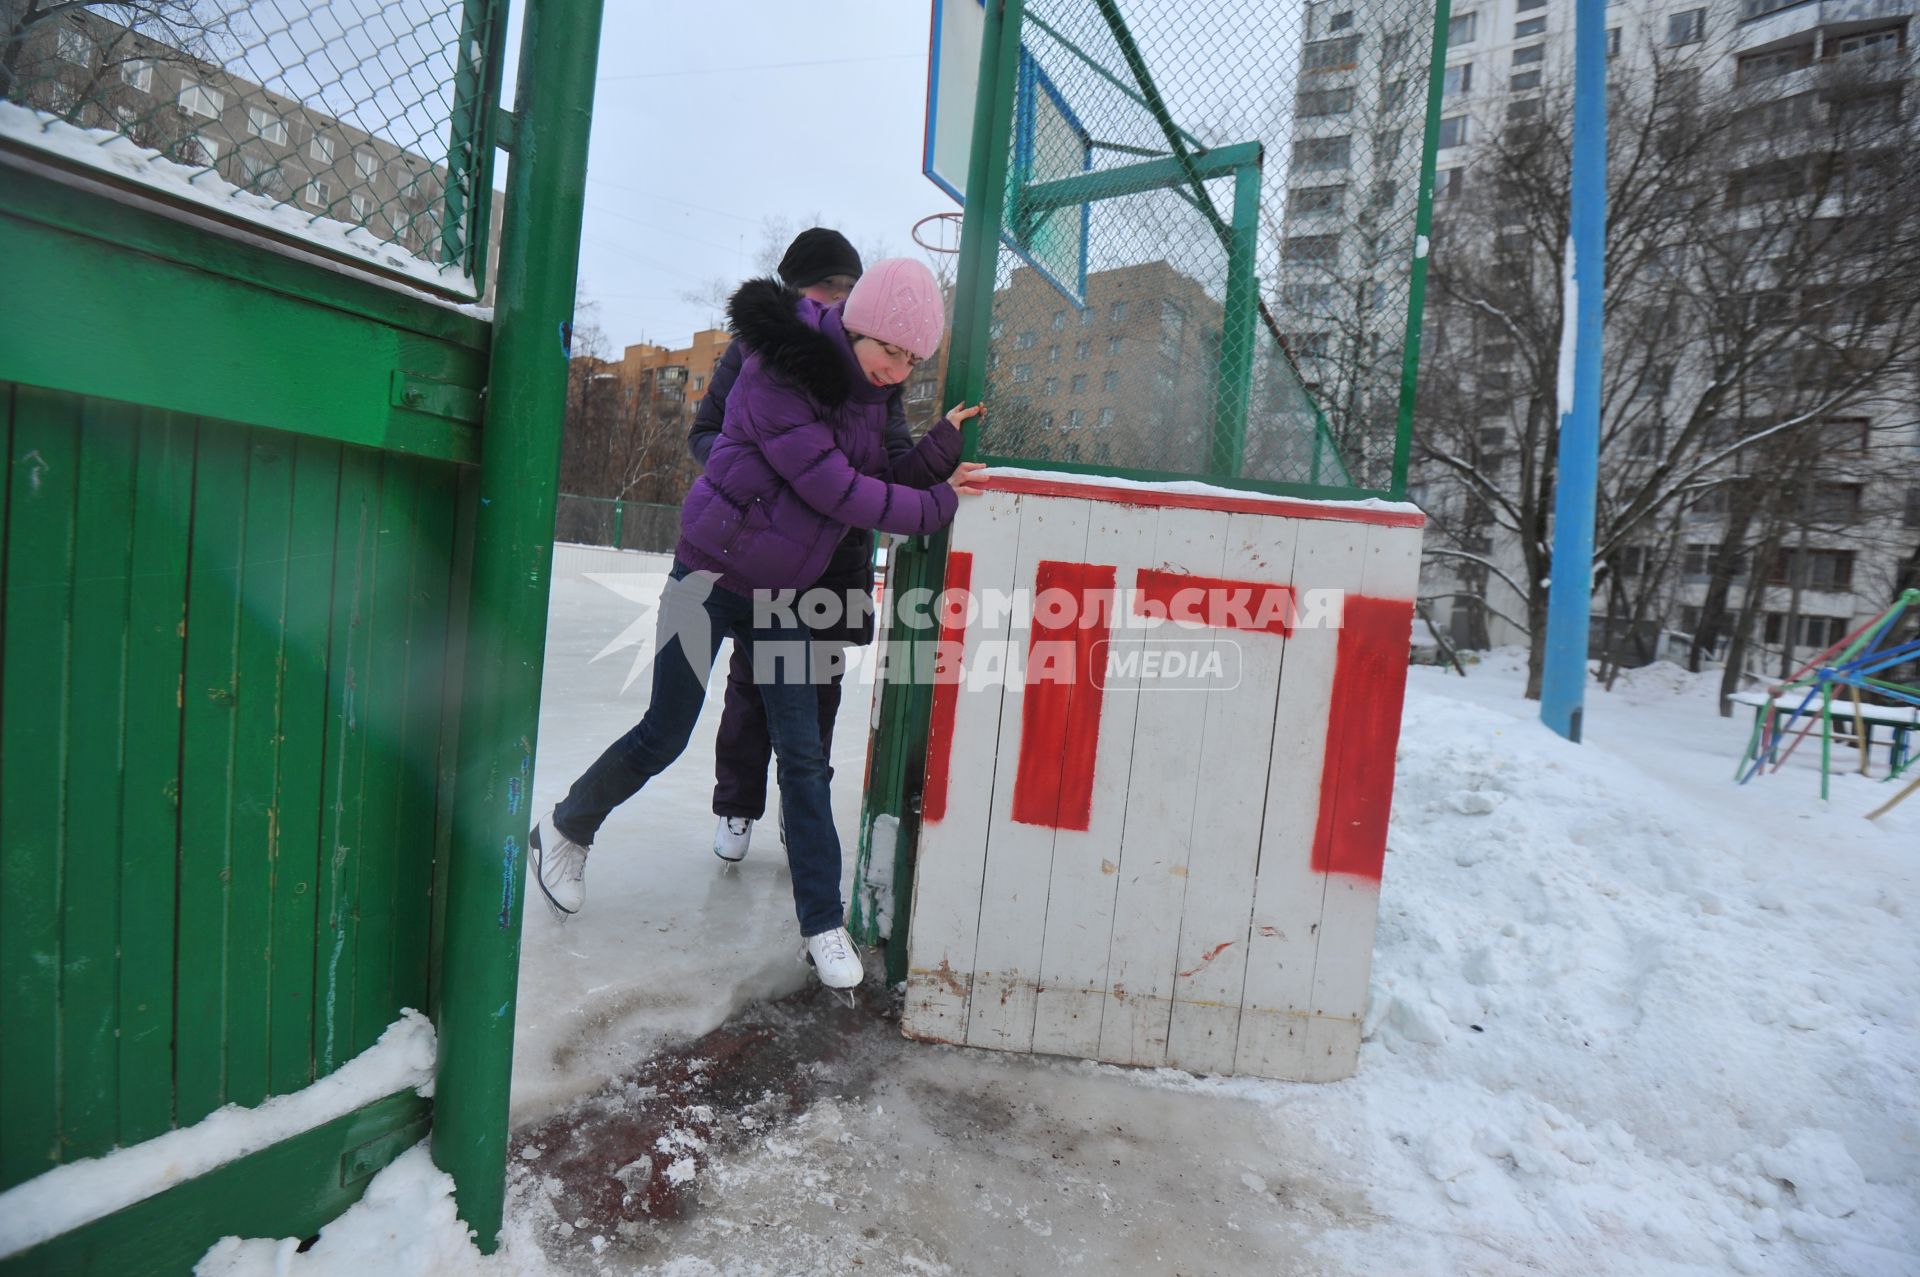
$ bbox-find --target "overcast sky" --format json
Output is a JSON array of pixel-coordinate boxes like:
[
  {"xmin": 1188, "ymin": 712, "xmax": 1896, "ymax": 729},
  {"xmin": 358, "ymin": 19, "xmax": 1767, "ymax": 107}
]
[{"xmin": 526, "ymin": 2, "xmax": 949, "ymax": 353}]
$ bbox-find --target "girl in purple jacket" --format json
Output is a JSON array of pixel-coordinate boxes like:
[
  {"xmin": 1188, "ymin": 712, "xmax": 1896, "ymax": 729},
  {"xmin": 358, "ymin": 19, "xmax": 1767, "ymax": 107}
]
[{"xmin": 531, "ymin": 258, "xmax": 983, "ymax": 990}]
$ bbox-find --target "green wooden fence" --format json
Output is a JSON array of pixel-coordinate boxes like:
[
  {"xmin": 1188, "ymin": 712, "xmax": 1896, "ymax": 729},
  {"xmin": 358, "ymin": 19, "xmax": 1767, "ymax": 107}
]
[{"xmin": 0, "ymin": 0, "xmax": 604, "ymax": 1266}]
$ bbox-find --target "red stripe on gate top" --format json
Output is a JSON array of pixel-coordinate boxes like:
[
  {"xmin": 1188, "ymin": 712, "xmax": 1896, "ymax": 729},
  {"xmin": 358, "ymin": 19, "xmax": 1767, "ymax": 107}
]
[
  {"xmin": 1311, "ymin": 595, "xmax": 1416, "ymax": 881},
  {"xmin": 1010, "ymin": 560, "xmax": 1116, "ymax": 831},
  {"xmin": 974, "ymin": 473, "xmax": 1426, "ymax": 530},
  {"xmin": 919, "ymin": 551, "xmax": 973, "ymax": 825},
  {"xmin": 1134, "ymin": 568, "xmax": 1296, "ymax": 637}
]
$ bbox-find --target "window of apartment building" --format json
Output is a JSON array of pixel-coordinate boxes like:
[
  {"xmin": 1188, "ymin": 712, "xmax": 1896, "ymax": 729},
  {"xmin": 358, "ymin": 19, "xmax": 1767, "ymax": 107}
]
[
  {"xmin": 1370, "ymin": 178, "xmax": 1399, "ymax": 208},
  {"xmin": 1906, "ymin": 487, "xmax": 1920, "ymax": 528},
  {"xmin": 1737, "ymin": 44, "xmax": 1811, "ymax": 83},
  {"xmin": 1668, "ymin": 9, "xmax": 1705, "ymax": 46},
  {"xmin": 1830, "ymin": 88, "xmax": 1903, "ymax": 133},
  {"xmin": 1295, "ymin": 135, "xmax": 1351, "ymax": 171},
  {"xmin": 1107, "ymin": 334, "xmax": 1124, "ymax": 354},
  {"xmin": 1297, "ymin": 86, "xmax": 1354, "ymax": 117},
  {"xmin": 1771, "ymin": 548, "xmax": 1854, "ymax": 589},
  {"xmin": 1511, "ymin": 69, "xmax": 1543, "ymax": 91},
  {"xmin": 908, "ymin": 380, "xmax": 936, "ymax": 403},
  {"xmin": 1821, "ymin": 417, "xmax": 1871, "ymax": 451},
  {"xmin": 238, "ymin": 151, "xmax": 285, "ymax": 197},
  {"xmin": 1051, "ymin": 310, "xmax": 1067, "ymax": 330},
  {"xmin": 1616, "ymin": 546, "xmax": 1647, "ymax": 578},
  {"xmin": 1382, "ymin": 78, "xmax": 1409, "ymax": 110},
  {"xmin": 1373, "ymin": 126, "xmax": 1404, "ymax": 159},
  {"xmin": 1097, "ymin": 407, "xmax": 1116, "ymax": 428},
  {"xmin": 1071, "ymin": 373, "xmax": 1088, "ymax": 393},
  {"xmin": 1508, "ymin": 97, "xmax": 1542, "ymax": 120},
  {"xmin": 1043, "ymin": 377, "xmax": 1058, "ymax": 396},
  {"xmin": 1608, "ymin": 28, "xmax": 1621, "ymax": 58},
  {"xmin": 1047, "ymin": 343, "xmax": 1060, "ymax": 363},
  {"xmin": 1448, "ymin": 13, "xmax": 1477, "ymax": 46},
  {"xmin": 1067, "ymin": 409, "xmax": 1084, "ymax": 429},
  {"xmin": 1434, "ymin": 168, "xmax": 1464, "ymax": 200},
  {"xmin": 1015, "ymin": 329, "xmax": 1036, "ymax": 349},
  {"xmin": 1289, "ymin": 184, "xmax": 1346, "ymax": 217},
  {"xmin": 305, "ymin": 178, "xmax": 331, "ymax": 209},
  {"xmin": 178, "ymin": 79, "xmax": 223, "ymax": 119},
  {"xmin": 247, "ymin": 106, "xmax": 288, "ymax": 146},
  {"xmin": 1832, "ymin": 28, "xmax": 1901, "ymax": 59},
  {"xmin": 1382, "ymin": 30, "xmax": 1410, "ymax": 63},
  {"xmin": 1012, "ymin": 363, "xmax": 1032, "ymax": 383},
  {"xmin": 1517, "ymin": 0, "xmax": 1545, "ymax": 10},
  {"xmin": 1284, "ymin": 233, "xmax": 1341, "ymax": 264},
  {"xmin": 1443, "ymin": 63, "xmax": 1473, "ymax": 96},
  {"xmin": 1110, "ymin": 300, "xmax": 1128, "ymax": 323},
  {"xmin": 1807, "ymin": 483, "xmax": 1863, "ymax": 524},
  {"xmin": 1328, "ymin": 10, "xmax": 1354, "ymax": 32},
  {"xmin": 1437, "ymin": 114, "xmax": 1469, "ymax": 149},
  {"xmin": 181, "ymin": 133, "xmax": 219, "ymax": 166},
  {"xmin": 1515, "ymin": 16, "xmax": 1546, "ymax": 39},
  {"xmin": 989, "ymin": 318, "xmax": 1005, "ymax": 339},
  {"xmin": 310, "ymin": 133, "xmax": 334, "ymax": 165},
  {"xmin": 1740, "ymin": 0, "xmax": 1802, "ymax": 17},
  {"xmin": 1103, "ymin": 369, "xmax": 1120, "ymax": 391},
  {"xmin": 355, "ymin": 150, "xmax": 379, "ymax": 183},
  {"xmin": 120, "ymin": 59, "xmax": 152, "ymax": 92},
  {"xmin": 1512, "ymin": 43, "xmax": 1545, "ymax": 66},
  {"xmin": 1303, "ymin": 36, "xmax": 1362, "ymax": 73},
  {"xmin": 1074, "ymin": 339, "xmax": 1090, "ymax": 359},
  {"xmin": 57, "ymin": 27, "xmax": 94, "ymax": 66},
  {"xmin": 1040, "ymin": 412, "xmax": 1056, "ymax": 431},
  {"xmin": 1080, "ymin": 307, "xmax": 1094, "ymax": 327},
  {"xmin": 1477, "ymin": 426, "xmax": 1508, "ymax": 453}
]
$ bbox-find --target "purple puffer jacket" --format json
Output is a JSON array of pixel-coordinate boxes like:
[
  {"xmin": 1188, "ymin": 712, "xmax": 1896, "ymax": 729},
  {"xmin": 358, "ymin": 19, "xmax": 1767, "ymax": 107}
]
[{"xmin": 677, "ymin": 277, "xmax": 961, "ymax": 594}]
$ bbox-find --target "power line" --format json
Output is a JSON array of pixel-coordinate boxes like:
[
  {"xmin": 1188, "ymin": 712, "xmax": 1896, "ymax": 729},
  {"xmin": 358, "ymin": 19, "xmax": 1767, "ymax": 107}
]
[{"xmin": 597, "ymin": 53, "xmax": 918, "ymax": 82}]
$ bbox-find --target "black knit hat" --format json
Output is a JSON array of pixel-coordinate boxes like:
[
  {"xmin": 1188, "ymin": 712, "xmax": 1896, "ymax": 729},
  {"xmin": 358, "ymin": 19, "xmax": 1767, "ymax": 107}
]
[{"xmin": 777, "ymin": 227, "xmax": 864, "ymax": 289}]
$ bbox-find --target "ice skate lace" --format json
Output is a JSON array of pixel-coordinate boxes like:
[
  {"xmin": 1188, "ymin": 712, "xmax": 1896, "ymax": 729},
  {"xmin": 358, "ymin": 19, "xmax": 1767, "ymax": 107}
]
[
  {"xmin": 725, "ymin": 817, "xmax": 751, "ymax": 836},
  {"xmin": 816, "ymin": 928, "xmax": 852, "ymax": 962}
]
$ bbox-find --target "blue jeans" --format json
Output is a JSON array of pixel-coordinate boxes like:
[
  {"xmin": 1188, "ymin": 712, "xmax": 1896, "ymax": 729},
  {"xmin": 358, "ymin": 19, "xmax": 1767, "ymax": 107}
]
[{"xmin": 553, "ymin": 562, "xmax": 845, "ymax": 936}]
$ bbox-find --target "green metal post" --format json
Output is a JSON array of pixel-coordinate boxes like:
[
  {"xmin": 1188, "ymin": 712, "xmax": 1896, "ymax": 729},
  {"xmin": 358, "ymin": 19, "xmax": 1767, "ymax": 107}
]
[
  {"xmin": 432, "ymin": 0, "xmax": 605, "ymax": 1251},
  {"xmin": 1392, "ymin": 0, "xmax": 1453, "ymax": 497},
  {"xmin": 612, "ymin": 499, "xmax": 624, "ymax": 549},
  {"xmin": 1209, "ymin": 160, "xmax": 1262, "ymax": 478},
  {"xmin": 852, "ymin": 0, "xmax": 1025, "ymax": 981},
  {"xmin": 444, "ymin": 0, "xmax": 512, "ymax": 276}
]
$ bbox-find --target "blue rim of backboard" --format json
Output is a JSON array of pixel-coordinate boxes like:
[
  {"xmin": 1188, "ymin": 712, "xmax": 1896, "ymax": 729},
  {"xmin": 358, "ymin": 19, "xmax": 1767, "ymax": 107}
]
[
  {"xmin": 1008, "ymin": 46, "xmax": 1092, "ymax": 308},
  {"xmin": 924, "ymin": 0, "xmax": 1092, "ymax": 308}
]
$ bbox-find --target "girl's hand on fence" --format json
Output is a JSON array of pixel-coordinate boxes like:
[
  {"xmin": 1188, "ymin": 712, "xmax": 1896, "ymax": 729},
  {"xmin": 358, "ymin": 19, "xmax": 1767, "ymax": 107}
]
[
  {"xmin": 946, "ymin": 402, "xmax": 985, "ymax": 431},
  {"xmin": 947, "ymin": 461, "xmax": 989, "ymax": 496}
]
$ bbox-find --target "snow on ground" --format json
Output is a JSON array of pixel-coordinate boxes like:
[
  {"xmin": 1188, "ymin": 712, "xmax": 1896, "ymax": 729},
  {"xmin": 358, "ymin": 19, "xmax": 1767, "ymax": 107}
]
[{"xmin": 203, "ymin": 558, "xmax": 1918, "ymax": 1276}]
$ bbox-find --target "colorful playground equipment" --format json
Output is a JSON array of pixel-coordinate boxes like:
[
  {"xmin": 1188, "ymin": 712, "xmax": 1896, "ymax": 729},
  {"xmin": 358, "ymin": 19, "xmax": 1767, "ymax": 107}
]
[{"xmin": 1735, "ymin": 590, "xmax": 1920, "ymax": 815}]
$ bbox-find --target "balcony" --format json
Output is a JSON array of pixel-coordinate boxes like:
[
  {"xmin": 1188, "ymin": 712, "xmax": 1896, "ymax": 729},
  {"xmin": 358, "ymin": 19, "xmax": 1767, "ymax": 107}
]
[{"xmin": 1733, "ymin": 0, "xmax": 1914, "ymax": 54}]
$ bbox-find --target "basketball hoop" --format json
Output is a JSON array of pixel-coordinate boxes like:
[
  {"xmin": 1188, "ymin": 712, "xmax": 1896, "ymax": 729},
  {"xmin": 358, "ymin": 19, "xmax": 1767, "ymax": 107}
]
[{"xmin": 912, "ymin": 211, "xmax": 964, "ymax": 256}]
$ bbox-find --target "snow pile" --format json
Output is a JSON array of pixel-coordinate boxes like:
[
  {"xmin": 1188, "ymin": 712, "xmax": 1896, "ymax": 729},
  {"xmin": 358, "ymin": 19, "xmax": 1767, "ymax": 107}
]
[
  {"xmin": 0, "ymin": 102, "xmax": 489, "ymax": 315},
  {"xmin": 1261, "ymin": 671, "xmax": 1919, "ymax": 1276},
  {"xmin": 0, "ymin": 1012, "xmax": 436, "ymax": 1260}
]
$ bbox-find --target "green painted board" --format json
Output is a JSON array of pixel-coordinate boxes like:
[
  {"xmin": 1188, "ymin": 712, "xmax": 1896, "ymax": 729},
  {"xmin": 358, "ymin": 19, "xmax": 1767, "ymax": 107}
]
[
  {"xmin": 176, "ymin": 422, "xmax": 250, "ymax": 1126},
  {"xmin": 60, "ymin": 399, "xmax": 140, "ymax": 1159},
  {"xmin": 315, "ymin": 449, "xmax": 382, "ymax": 1076},
  {"xmin": 0, "ymin": 210, "xmax": 484, "ymax": 468},
  {"xmin": 116, "ymin": 409, "xmax": 194, "ymax": 1146},
  {"xmin": 0, "ymin": 1090, "xmax": 431, "ymax": 1277},
  {"xmin": 0, "ymin": 386, "xmax": 79, "ymax": 1189},
  {"xmin": 225, "ymin": 433, "xmax": 298, "ymax": 1110},
  {"xmin": 267, "ymin": 436, "xmax": 344, "ymax": 1096}
]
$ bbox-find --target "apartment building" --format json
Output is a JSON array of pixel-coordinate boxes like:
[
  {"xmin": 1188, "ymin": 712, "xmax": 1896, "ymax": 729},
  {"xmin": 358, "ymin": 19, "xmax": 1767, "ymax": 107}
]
[{"xmin": 1283, "ymin": 0, "xmax": 1918, "ymax": 668}]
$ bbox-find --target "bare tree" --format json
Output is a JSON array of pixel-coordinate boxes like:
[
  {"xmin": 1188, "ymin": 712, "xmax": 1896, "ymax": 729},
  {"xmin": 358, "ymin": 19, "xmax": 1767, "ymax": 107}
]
[{"xmin": 1414, "ymin": 42, "xmax": 1920, "ymax": 699}]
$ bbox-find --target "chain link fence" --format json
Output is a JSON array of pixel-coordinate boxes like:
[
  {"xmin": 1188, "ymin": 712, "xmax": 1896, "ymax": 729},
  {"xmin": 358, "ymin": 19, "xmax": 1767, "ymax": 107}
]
[
  {"xmin": 975, "ymin": 0, "xmax": 1440, "ymax": 495},
  {"xmin": 1, "ymin": 0, "xmax": 501, "ymax": 293}
]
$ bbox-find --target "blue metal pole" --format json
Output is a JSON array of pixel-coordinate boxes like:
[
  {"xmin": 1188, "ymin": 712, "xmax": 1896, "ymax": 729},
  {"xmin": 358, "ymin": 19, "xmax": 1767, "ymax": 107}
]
[{"xmin": 1540, "ymin": 0, "xmax": 1608, "ymax": 742}]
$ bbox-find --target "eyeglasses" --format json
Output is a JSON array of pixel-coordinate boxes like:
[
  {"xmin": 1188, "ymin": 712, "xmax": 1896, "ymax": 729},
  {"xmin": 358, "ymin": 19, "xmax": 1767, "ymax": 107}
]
[{"xmin": 867, "ymin": 337, "xmax": 923, "ymax": 368}]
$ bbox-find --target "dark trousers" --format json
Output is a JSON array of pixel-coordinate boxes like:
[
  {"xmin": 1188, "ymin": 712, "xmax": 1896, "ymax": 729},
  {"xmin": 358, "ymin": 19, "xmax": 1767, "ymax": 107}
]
[
  {"xmin": 713, "ymin": 640, "xmax": 845, "ymax": 820},
  {"xmin": 553, "ymin": 563, "xmax": 845, "ymax": 936}
]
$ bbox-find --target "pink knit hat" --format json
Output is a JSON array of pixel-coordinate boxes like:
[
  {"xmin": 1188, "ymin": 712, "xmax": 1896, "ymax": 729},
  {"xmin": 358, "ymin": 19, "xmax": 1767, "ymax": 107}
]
[{"xmin": 841, "ymin": 257, "xmax": 945, "ymax": 361}]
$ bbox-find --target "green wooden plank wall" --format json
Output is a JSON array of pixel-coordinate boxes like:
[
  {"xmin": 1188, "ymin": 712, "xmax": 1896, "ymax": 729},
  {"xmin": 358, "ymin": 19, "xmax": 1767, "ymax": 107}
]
[{"xmin": 0, "ymin": 388, "xmax": 469, "ymax": 1189}]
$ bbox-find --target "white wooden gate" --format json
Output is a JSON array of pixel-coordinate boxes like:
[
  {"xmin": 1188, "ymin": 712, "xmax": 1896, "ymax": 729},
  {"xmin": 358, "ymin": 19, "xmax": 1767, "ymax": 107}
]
[{"xmin": 903, "ymin": 472, "xmax": 1424, "ymax": 1081}]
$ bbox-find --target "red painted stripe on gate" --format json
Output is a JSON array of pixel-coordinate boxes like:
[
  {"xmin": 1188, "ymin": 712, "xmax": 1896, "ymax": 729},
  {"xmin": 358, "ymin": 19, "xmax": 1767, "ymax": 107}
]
[
  {"xmin": 1311, "ymin": 595, "xmax": 1416, "ymax": 881},
  {"xmin": 1010, "ymin": 561, "xmax": 1116, "ymax": 831},
  {"xmin": 974, "ymin": 473, "xmax": 1426, "ymax": 529},
  {"xmin": 920, "ymin": 551, "xmax": 973, "ymax": 825},
  {"xmin": 1135, "ymin": 568, "xmax": 1297, "ymax": 637}
]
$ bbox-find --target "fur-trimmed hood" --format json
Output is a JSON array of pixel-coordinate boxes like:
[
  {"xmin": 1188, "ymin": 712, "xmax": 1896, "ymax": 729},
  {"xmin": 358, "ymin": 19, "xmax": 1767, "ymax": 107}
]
[{"xmin": 726, "ymin": 276, "xmax": 854, "ymax": 408}]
